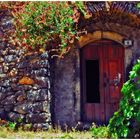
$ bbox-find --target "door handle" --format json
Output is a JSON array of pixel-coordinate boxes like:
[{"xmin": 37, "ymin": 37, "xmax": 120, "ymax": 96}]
[
  {"xmin": 111, "ymin": 73, "xmax": 121, "ymax": 87},
  {"xmin": 104, "ymin": 73, "xmax": 121, "ymax": 87}
]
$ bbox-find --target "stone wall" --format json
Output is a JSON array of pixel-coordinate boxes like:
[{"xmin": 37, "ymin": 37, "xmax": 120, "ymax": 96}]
[
  {"xmin": 0, "ymin": 9, "xmax": 51, "ymax": 130},
  {"xmin": 0, "ymin": 43, "xmax": 51, "ymax": 130}
]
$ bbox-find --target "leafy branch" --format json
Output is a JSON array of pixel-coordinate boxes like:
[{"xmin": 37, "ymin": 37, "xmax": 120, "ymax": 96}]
[{"xmin": 0, "ymin": 2, "xmax": 89, "ymax": 57}]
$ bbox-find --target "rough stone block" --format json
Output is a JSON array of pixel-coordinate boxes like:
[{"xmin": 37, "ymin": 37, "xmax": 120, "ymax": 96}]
[
  {"xmin": 8, "ymin": 68, "xmax": 18, "ymax": 77},
  {"xmin": 0, "ymin": 92, "xmax": 6, "ymax": 100},
  {"xmin": 5, "ymin": 91, "xmax": 14, "ymax": 96},
  {"xmin": 1, "ymin": 49, "xmax": 8, "ymax": 56},
  {"xmin": 0, "ymin": 57, "xmax": 4, "ymax": 63},
  {"xmin": 14, "ymin": 104, "xmax": 27, "ymax": 114},
  {"xmin": 32, "ymin": 84, "xmax": 40, "ymax": 90},
  {"xmin": 8, "ymin": 112, "xmax": 24, "ymax": 122},
  {"xmin": 4, "ymin": 55, "xmax": 17, "ymax": 63},
  {"xmin": 0, "ymin": 67, "xmax": 3, "ymax": 74},
  {"xmin": 17, "ymin": 61, "xmax": 28, "ymax": 69},
  {"xmin": 16, "ymin": 94, "xmax": 26, "ymax": 102},
  {"xmin": 26, "ymin": 113, "xmax": 50, "ymax": 123},
  {"xmin": 0, "ymin": 42, "xmax": 7, "ymax": 49},
  {"xmin": 31, "ymin": 60, "xmax": 49, "ymax": 68},
  {"xmin": 3, "ymin": 65, "xmax": 9, "ymax": 73},
  {"xmin": 27, "ymin": 89, "xmax": 48, "ymax": 101},
  {"xmin": 32, "ymin": 101, "xmax": 49, "ymax": 113},
  {"xmin": 15, "ymin": 89, "xmax": 25, "ymax": 95},
  {"xmin": 2, "ymin": 79, "xmax": 10, "ymax": 87},
  {"xmin": 14, "ymin": 101, "xmax": 49, "ymax": 114},
  {"xmin": 5, "ymin": 87, "xmax": 13, "ymax": 92},
  {"xmin": 29, "ymin": 58, "xmax": 39, "ymax": 65},
  {"xmin": 1, "ymin": 95, "xmax": 16, "ymax": 105},
  {"xmin": 40, "ymin": 52, "xmax": 49, "ymax": 59},
  {"xmin": 0, "ymin": 74, "xmax": 6, "ymax": 78},
  {"xmin": 11, "ymin": 84, "xmax": 20, "ymax": 91},
  {"xmin": 31, "ymin": 68, "xmax": 48, "ymax": 77},
  {"xmin": 19, "ymin": 76, "xmax": 34, "ymax": 85},
  {"xmin": 0, "ymin": 87, "xmax": 6, "ymax": 92},
  {"xmin": 13, "ymin": 85, "xmax": 31, "ymax": 91},
  {"xmin": 4, "ymin": 105, "xmax": 14, "ymax": 112},
  {"xmin": 32, "ymin": 123, "xmax": 50, "ymax": 131},
  {"xmin": 35, "ymin": 77, "xmax": 49, "ymax": 88}
]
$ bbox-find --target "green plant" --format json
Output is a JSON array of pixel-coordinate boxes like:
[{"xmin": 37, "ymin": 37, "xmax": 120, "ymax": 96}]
[
  {"xmin": 8, "ymin": 121, "xmax": 16, "ymax": 130},
  {"xmin": 90, "ymin": 125, "xmax": 110, "ymax": 138},
  {"xmin": 0, "ymin": 2, "xmax": 89, "ymax": 57},
  {"xmin": 109, "ymin": 59, "xmax": 140, "ymax": 138}
]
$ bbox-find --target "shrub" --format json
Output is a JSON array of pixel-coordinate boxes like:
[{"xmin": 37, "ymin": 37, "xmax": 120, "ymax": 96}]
[
  {"xmin": 108, "ymin": 59, "xmax": 140, "ymax": 138},
  {"xmin": 90, "ymin": 125, "xmax": 110, "ymax": 138}
]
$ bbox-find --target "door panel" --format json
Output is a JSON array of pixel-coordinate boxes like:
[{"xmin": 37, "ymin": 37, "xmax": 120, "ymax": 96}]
[
  {"xmin": 81, "ymin": 42, "xmax": 105, "ymax": 123},
  {"xmin": 81, "ymin": 40, "xmax": 124, "ymax": 124},
  {"xmin": 104, "ymin": 46, "xmax": 124, "ymax": 122}
]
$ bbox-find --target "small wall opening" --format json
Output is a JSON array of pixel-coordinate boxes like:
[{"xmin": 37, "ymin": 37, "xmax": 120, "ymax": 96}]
[{"xmin": 86, "ymin": 60, "xmax": 100, "ymax": 103}]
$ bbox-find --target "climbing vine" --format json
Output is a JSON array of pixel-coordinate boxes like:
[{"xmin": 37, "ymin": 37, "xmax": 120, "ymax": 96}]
[{"xmin": 0, "ymin": 2, "xmax": 89, "ymax": 57}]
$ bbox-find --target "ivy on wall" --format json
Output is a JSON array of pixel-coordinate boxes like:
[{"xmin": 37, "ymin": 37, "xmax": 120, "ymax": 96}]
[{"xmin": 0, "ymin": 2, "xmax": 90, "ymax": 57}]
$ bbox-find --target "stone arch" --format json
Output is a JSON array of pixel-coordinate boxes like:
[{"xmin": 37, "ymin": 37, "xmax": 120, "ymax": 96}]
[{"xmin": 78, "ymin": 31, "xmax": 125, "ymax": 47}]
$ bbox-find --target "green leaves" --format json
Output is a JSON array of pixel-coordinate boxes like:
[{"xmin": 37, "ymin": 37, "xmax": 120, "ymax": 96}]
[
  {"xmin": 109, "ymin": 59, "xmax": 140, "ymax": 138},
  {"xmin": 123, "ymin": 106, "xmax": 133, "ymax": 118},
  {"xmin": 137, "ymin": 3, "xmax": 140, "ymax": 9},
  {"xmin": 121, "ymin": 80, "xmax": 131, "ymax": 94},
  {"xmin": 8, "ymin": 122, "xmax": 16, "ymax": 130},
  {"xmin": 119, "ymin": 126, "xmax": 129, "ymax": 138},
  {"xmin": 91, "ymin": 126, "xmax": 110, "ymax": 138},
  {"xmin": 136, "ymin": 110, "xmax": 140, "ymax": 121},
  {"xmin": 133, "ymin": 89, "xmax": 140, "ymax": 103},
  {"xmin": 8, "ymin": 2, "xmax": 87, "ymax": 56},
  {"xmin": 129, "ymin": 70, "xmax": 137, "ymax": 79}
]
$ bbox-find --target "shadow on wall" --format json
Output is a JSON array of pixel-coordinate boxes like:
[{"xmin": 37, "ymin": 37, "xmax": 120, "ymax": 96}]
[
  {"xmin": 126, "ymin": 50, "xmax": 140, "ymax": 81},
  {"xmin": 126, "ymin": 60, "xmax": 133, "ymax": 81}
]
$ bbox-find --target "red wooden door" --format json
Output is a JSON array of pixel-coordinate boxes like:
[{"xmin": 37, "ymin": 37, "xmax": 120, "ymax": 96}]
[{"xmin": 81, "ymin": 40, "xmax": 124, "ymax": 124}]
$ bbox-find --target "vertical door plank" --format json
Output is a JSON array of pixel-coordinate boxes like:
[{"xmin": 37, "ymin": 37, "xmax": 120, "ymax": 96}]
[{"xmin": 85, "ymin": 104, "xmax": 93, "ymax": 121}]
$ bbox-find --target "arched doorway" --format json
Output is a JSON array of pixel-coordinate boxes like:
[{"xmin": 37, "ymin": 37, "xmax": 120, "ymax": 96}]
[{"xmin": 80, "ymin": 39, "xmax": 124, "ymax": 124}]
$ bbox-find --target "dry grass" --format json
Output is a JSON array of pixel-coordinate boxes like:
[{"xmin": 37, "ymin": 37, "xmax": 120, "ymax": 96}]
[{"xmin": 0, "ymin": 127, "xmax": 92, "ymax": 139}]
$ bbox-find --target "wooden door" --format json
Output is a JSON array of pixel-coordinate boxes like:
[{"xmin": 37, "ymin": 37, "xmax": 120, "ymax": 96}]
[{"xmin": 81, "ymin": 40, "xmax": 124, "ymax": 124}]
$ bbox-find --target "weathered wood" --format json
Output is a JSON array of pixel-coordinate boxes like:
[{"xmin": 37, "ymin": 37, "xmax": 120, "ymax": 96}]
[{"xmin": 81, "ymin": 39, "xmax": 124, "ymax": 124}]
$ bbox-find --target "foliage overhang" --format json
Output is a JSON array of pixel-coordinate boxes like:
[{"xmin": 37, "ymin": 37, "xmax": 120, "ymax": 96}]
[{"xmin": 0, "ymin": 2, "xmax": 90, "ymax": 58}]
